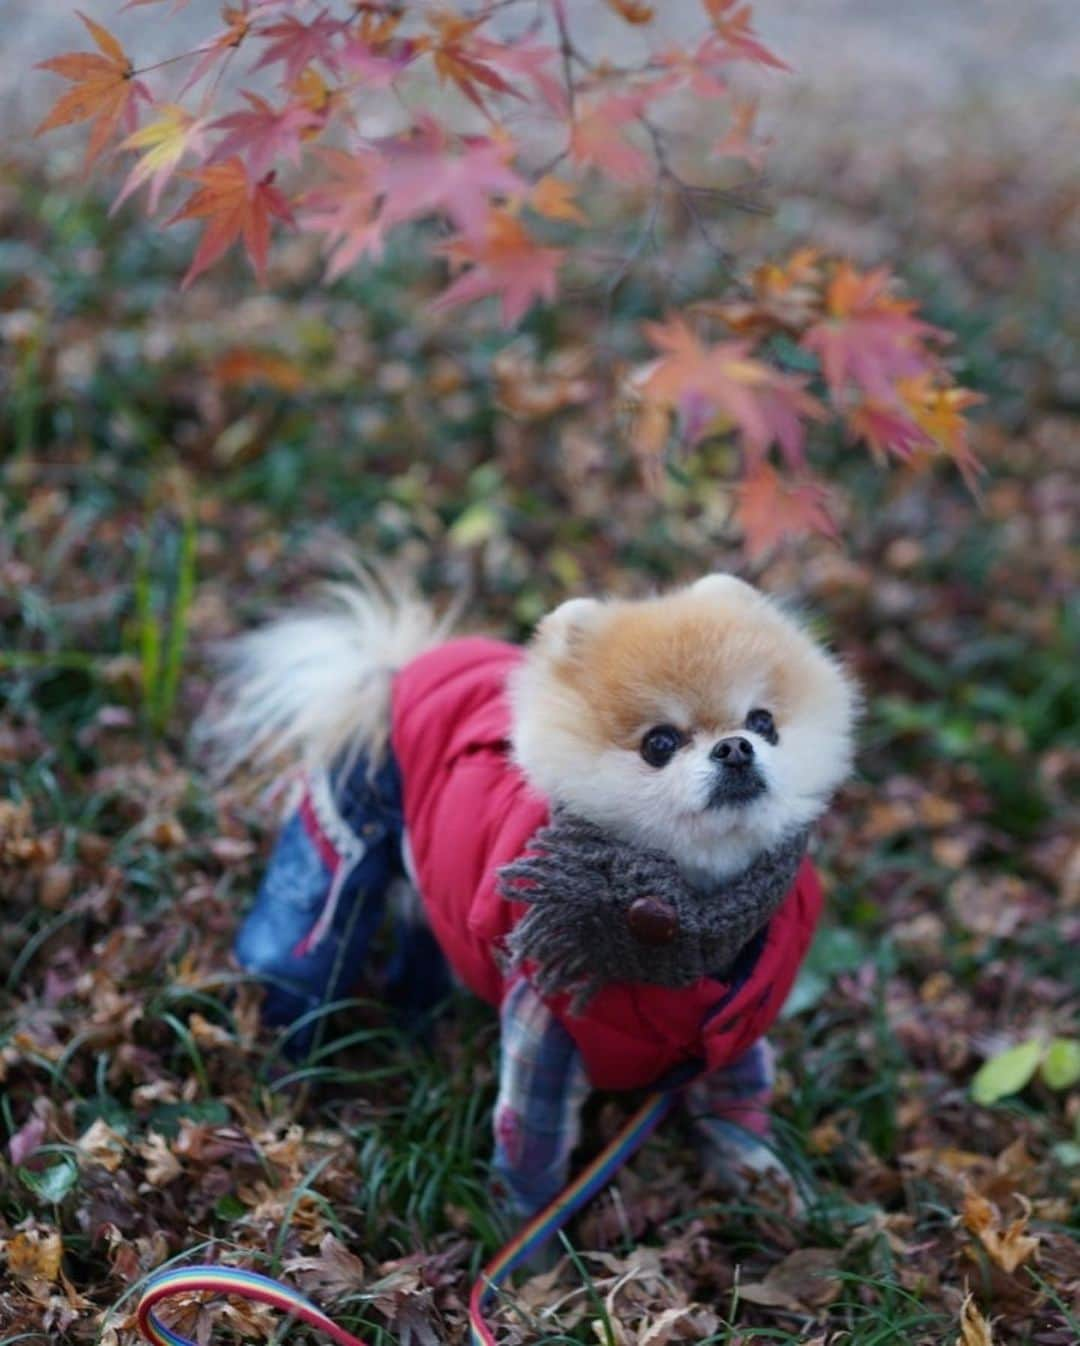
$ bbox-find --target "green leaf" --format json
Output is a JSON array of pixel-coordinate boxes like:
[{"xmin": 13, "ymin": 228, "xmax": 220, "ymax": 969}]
[
  {"xmin": 449, "ymin": 501, "xmax": 501, "ymax": 547},
  {"xmin": 1041, "ymin": 1038, "xmax": 1080, "ymax": 1091},
  {"xmin": 781, "ymin": 967, "xmax": 828, "ymax": 1019},
  {"xmin": 971, "ymin": 1039, "xmax": 1043, "ymax": 1105},
  {"xmin": 148, "ymin": 1098, "xmax": 231, "ymax": 1139},
  {"xmin": 781, "ymin": 926, "xmax": 868, "ymax": 1018},
  {"xmin": 19, "ymin": 1156, "xmax": 79, "ymax": 1204},
  {"xmin": 215, "ymin": 1193, "xmax": 247, "ymax": 1220},
  {"xmin": 811, "ymin": 927, "xmax": 868, "ymax": 975}
]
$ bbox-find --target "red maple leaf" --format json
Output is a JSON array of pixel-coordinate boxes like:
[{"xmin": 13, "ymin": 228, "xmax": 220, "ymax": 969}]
[
  {"xmin": 638, "ymin": 317, "xmax": 822, "ymax": 463},
  {"xmin": 470, "ymin": 36, "xmax": 566, "ymax": 115},
  {"xmin": 338, "ymin": 34, "xmax": 420, "ymax": 88},
  {"xmin": 802, "ymin": 263, "xmax": 944, "ymax": 400},
  {"xmin": 179, "ymin": 5, "xmax": 255, "ymax": 95},
  {"xmin": 169, "ymin": 157, "xmax": 294, "ymax": 288},
  {"xmin": 569, "ymin": 90, "xmax": 654, "ymax": 184},
  {"xmin": 35, "ymin": 12, "xmax": 150, "ymax": 168},
  {"xmin": 374, "ymin": 119, "xmax": 525, "ymax": 235},
  {"xmin": 300, "ymin": 147, "xmax": 383, "ymax": 280},
  {"xmin": 212, "ymin": 91, "xmax": 323, "ymax": 179},
  {"xmin": 254, "ymin": 11, "xmax": 344, "ymax": 84},
  {"xmin": 702, "ymin": 1, "xmax": 789, "ymax": 69},
  {"xmin": 435, "ymin": 209, "xmax": 563, "ymax": 327},
  {"xmin": 847, "ymin": 399, "xmax": 932, "ymax": 464},
  {"xmin": 735, "ymin": 463, "xmax": 837, "ymax": 558}
]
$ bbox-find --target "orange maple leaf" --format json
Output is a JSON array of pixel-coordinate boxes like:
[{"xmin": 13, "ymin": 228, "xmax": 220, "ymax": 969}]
[
  {"xmin": 35, "ymin": 12, "xmax": 150, "ymax": 168},
  {"xmin": 753, "ymin": 247, "xmax": 821, "ymax": 298},
  {"xmin": 606, "ymin": 0, "xmax": 656, "ymax": 22},
  {"xmin": 435, "ymin": 208, "xmax": 563, "ymax": 326},
  {"xmin": 529, "ymin": 176, "xmax": 587, "ymax": 224},
  {"xmin": 427, "ymin": 12, "xmax": 520, "ymax": 112},
  {"xmin": 212, "ymin": 348, "xmax": 304, "ymax": 392},
  {"xmin": 898, "ymin": 374, "xmax": 984, "ymax": 485},
  {"xmin": 169, "ymin": 158, "xmax": 294, "ymax": 288},
  {"xmin": 735, "ymin": 462, "xmax": 837, "ymax": 558}
]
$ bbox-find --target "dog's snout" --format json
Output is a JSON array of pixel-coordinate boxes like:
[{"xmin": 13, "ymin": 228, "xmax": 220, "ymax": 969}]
[{"xmin": 711, "ymin": 736, "xmax": 755, "ymax": 766}]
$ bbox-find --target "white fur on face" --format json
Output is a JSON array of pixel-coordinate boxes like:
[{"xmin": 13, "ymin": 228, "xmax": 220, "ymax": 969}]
[{"xmin": 511, "ymin": 577, "xmax": 857, "ymax": 883}]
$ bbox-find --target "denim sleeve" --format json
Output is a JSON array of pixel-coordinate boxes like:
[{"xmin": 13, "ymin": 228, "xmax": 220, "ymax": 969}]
[{"xmin": 233, "ymin": 760, "xmax": 398, "ymax": 1032}]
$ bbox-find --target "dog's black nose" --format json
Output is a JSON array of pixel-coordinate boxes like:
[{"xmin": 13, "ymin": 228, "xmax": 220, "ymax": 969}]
[{"xmin": 711, "ymin": 736, "xmax": 755, "ymax": 766}]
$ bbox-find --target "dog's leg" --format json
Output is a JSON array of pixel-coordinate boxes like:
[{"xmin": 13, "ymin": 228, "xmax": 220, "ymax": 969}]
[
  {"xmin": 490, "ymin": 978, "xmax": 590, "ymax": 1227},
  {"xmin": 234, "ymin": 762, "xmax": 397, "ymax": 1048},
  {"xmin": 685, "ymin": 1039, "xmax": 805, "ymax": 1214},
  {"xmin": 382, "ymin": 877, "xmax": 453, "ymax": 1027}
]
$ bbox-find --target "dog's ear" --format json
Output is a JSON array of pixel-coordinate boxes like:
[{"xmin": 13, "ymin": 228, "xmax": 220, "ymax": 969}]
[
  {"xmin": 691, "ymin": 573, "xmax": 759, "ymax": 603},
  {"xmin": 535, "ymin": 597, "xmax": 603, "ymax": 660}
]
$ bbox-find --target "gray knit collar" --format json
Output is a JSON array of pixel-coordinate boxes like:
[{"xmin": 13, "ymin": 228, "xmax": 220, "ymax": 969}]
[{"xmin": 498, "ymin": 812, "xmax": 808, "ymax": 1012}]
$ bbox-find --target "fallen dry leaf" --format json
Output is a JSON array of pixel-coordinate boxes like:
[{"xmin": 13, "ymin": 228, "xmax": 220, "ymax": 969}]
[
  {"xmin": 284, "ymin": 1233, "xmax": 368, "ymax": 1302},
  {"xmin": 957, "ymin": 1291, "xmax": 995, "ymax": 1346},
  {"xmin": 737, "ymin": 1247, "xmax": 842, "ymax": 1312},
  {"xmin": 138, "ymin": 1131, "xmax": 182, "ymax": 1187},
  {"xmin": 2, "ymin": 1226, "xmax": 63, "ymax": 1292},
  {"xmin": 961, "ymin": 1193, "xmax": 1040, "ymax": 1274},
  {"xmin": 77, "ymin": 1117, "xmax": 126, "ymax": 1173}
]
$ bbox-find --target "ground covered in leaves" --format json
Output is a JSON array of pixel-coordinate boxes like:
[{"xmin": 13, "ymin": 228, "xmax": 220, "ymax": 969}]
[{"xmin": 1, "ymin": 96, "xmax": 1078, "ymax": 1346}]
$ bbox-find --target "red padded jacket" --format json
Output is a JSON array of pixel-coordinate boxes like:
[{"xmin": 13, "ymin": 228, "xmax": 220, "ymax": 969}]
[{"xmin": 391, "ymin": 637, "xmax": 823, "ymax": 1091}]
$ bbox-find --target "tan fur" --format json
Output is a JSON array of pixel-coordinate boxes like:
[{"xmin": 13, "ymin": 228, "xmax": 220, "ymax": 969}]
[
  {"xmin": 551, "ymin": 590, "xmax": 817, "ymax": 748},
  {"xmin": 512, "ymin": 574, "xmax": 856, "ymax": 881}
]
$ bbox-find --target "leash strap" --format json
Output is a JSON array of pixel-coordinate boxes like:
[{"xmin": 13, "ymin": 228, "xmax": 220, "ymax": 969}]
[
  {"xmin": 468, "ymin": 1088, "xmax": 673, "ymax": 1344},
  {"xmin": 134, "ymin": 1090, "xmax": 674, "ymax": 1346},
  {"xmin": 135, "ymin": 1265, "xmax": 368, "ymax": 1346}
]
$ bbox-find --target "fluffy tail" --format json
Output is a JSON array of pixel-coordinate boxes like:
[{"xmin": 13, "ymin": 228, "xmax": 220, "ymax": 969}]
[{"xmin": 197, "ymin": 568, "xmax": 453, "ymax": 779}]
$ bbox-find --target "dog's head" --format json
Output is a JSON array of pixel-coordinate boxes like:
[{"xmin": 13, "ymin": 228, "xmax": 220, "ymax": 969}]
[{"xmin": 510, "ymin": 574, "xmax": 857, "ymax": 880}]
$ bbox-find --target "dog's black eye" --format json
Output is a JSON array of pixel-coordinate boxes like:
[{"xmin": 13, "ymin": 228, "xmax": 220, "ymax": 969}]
[
  {"xmin": 744, "ymin": 708, "xmax": 778, "ymax": 744},
  {"xmin": 640, "ymin": 724, "xmax": 684, "ymax": 768}
]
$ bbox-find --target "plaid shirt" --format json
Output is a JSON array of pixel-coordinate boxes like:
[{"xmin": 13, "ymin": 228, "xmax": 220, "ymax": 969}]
[{"xmin": 492, "ymin": 977, "xmax": 775, "ymax": 1217}]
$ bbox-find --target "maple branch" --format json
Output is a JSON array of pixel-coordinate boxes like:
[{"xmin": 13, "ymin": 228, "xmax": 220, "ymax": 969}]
[
  {"xmin": 131, "ymin": 50, "xmax": 204, "ymax": 79},
  {"xmin": 637, "ymin": 117, "xmax": 771, "ymax": 289},
  {"xmin": 604, "ymin": 186, "xmax": 662, "ymax": 319},
  {"xmin": 203, "ymin": 46, "xmax": 240, "ymax": 119},
  {"xmin": 552, "ymin": 0, "xmax": 577, "ymax": 123}
]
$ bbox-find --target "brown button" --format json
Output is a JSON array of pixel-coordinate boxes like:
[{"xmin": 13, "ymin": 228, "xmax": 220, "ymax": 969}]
[{"xmin": 627, "ymin": 895, "xmax": 679, "ymax": 945}]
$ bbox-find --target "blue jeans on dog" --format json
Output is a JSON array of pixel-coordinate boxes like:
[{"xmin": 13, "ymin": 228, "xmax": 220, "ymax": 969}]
[{"xmin": 234, "ymin": 752, "xmax": 450, "ymax": 1049}]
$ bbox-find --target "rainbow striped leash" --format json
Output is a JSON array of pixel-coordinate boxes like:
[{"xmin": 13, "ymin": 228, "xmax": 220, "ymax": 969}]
[{"xmin": 135, "ymin": 1090, "xmax": 673, "ymax": 1346}]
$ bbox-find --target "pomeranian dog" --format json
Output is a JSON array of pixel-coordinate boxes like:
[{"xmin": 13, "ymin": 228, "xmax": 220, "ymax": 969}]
[{"xmin": 204, "ymin": 570, "xmax": 856, "ymax": 1220}]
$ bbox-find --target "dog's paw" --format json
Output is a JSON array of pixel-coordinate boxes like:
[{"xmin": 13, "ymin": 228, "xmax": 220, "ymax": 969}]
[
  {"xmin": 693, "ymin": 1117, "xmax": 806, "ymax": 1218},
  {"xmin": 487, "ymin": 1180, "xmax": 562, "ymax": 1272}
]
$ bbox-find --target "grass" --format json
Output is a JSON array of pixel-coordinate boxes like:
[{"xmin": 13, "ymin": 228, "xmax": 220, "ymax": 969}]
[{"xmin": 1, "ymin": 141, "xmax": 1078, "ymax": 1344}]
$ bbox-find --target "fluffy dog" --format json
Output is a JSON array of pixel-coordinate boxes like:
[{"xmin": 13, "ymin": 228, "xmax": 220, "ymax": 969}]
[{"xmin": 205, "ymin": 571, "xmax": 856, "ymax": 1219}]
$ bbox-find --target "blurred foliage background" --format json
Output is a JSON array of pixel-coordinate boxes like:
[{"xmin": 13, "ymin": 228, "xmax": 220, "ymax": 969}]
[{"xmin": 0, "ymin": 5, "xmax": 1078, "ymax": 1344}]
